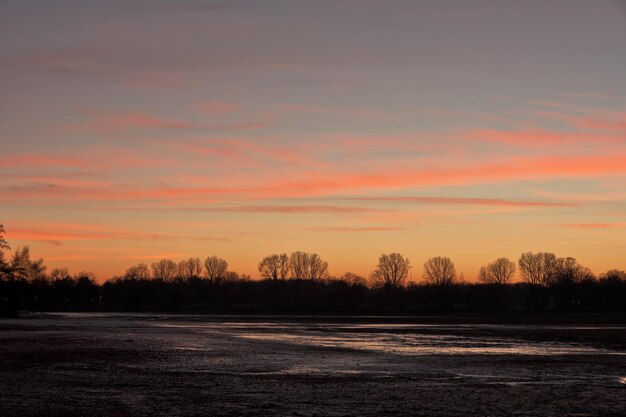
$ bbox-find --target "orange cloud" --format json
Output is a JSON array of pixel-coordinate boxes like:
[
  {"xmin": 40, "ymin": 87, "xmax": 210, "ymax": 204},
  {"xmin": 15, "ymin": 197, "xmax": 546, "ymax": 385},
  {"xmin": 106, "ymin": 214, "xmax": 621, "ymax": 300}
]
[
  {"xmin": 248, "ymin": 154, "xmax": 626, "ymax": 198},
  {"xmin": 565, "ymin": 223, "xmax": 626, "ymax": 229},
  {"xmin": 7, "ymin": 227, "xmax": 135, "ymax": 246},
  {"xmin": 336, "ymin": 196, "xmax": 573, "ymax": 207},
  {"xmin": 186, "ymin": 205, "xmax": 387, "ymax": 214},
  {"xmin": 309, "ymin": 226, "xmax": 406, "ymax": 232},
  {"xmin": 6, "ymin": 225, "xmax": 229, "ymax": 246}
]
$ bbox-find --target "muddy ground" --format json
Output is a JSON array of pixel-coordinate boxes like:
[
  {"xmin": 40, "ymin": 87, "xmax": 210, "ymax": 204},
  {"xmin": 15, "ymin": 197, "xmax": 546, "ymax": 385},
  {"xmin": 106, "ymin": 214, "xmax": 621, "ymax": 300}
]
[{"xmin": 0, "ymin": 313, "xmax": 624, "ymax": 416}]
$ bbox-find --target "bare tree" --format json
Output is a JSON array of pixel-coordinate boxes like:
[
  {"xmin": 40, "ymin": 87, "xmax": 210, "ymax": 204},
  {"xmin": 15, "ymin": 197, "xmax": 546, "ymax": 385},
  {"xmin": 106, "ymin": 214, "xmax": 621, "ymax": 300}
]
[
  {"xmin": 478, "ymin": 257, "xmax": 516, "ymax": 284},
  {"xmin": 177, "ymin": 257, "xmax": 203, "ymax": 280},
  {"xmin": 258, "ymin": 253, "xmax": 289, "ymax": 281},
  {"xmin": 518, "ymin": 252, "xmax": 558, "ymax": 286},
  {"xmin": 151, "ymin": 259, "xmax": 177, "ymax": 281},
  {"xmin": 0, "ymin": 224, "xmax": 10, "ymax": 251},
  {"xmin": 204, "ymin": 256, "xmax": 228, "ymax": 282},
  {"xmin": 124, "ymin": 263, "xmax": 150, "ymax": 280},
  {"xmin": 10, "ymin": 246, "xmax": 46, "ymax": 281},
  {"xmin": 289, "ymin": 251, "xmax": 328, "ymax": 280},
  {"xmin": 289, "ymin": 251, "xmax": 308, "ymax": 279},
  {"xmin": 308, "ymin": 253, "xmax": 329, "ymax": 281},
  {"xmin": 423, "ymin": 256, "xmax": 456, "ymax": 286},
  {"xmin": 49, "ymin": 267, "xmax": 71, "ymax": 281},
  {"xmin": 371, "ymin": 253, "xmax": 410, "ymax": 289}
]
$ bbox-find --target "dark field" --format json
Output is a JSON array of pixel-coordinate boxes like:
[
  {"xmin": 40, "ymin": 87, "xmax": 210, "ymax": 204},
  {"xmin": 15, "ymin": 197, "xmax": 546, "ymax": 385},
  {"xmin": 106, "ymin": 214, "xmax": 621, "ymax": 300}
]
[{"xmin": 0, "ymin": 314, "xmax": 625, "ymax": 416}]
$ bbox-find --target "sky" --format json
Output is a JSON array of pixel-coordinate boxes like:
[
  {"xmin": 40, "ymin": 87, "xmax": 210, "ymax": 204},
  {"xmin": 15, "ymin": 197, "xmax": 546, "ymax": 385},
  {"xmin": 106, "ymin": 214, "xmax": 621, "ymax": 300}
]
[{"xmin": 1, "ymin": 0, "xmax": 625, "ymax": 282}]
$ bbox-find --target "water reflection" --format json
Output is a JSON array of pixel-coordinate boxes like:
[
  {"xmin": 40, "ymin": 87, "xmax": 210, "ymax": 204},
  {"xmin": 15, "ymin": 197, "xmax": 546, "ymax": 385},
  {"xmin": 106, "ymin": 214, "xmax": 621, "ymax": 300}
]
[
  {"xmin": 146, "ymin": 320, "xmax": 624, "ymax": 356},
  {"xmin": 237, "ymin": 331, "xmax": 611, "ymax": 356}
]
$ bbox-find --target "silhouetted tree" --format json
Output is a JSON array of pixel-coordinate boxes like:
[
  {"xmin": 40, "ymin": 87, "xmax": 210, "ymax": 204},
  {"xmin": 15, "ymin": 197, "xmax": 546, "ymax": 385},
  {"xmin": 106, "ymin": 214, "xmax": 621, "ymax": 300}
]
[
  {"xmin": 371, "ymin": 253, "xmax": 410, "ymax": 290},
  {"xmin": 478, "ymin": 257, "xmax": 516, "ymax": 284},
  {"xmin": 289, "ymin": 251, "xmax": 308, "ymax": 279},
  {"xmin": 49, "ymin": 267, "xmax": 71, "ymax": 281},
  {"xmin": 552, "ymin": 257, "xmax": 590, "ymax": 286},
  {"xmin": 258, "ymin": 253, "xmax": 290, "ymax": 281},
  {"xmin": 0, "ymin": 224, "xmax": 10, "ymax": 251},
  {"xmin": 10, "ymin": 246, "xmax": 46, "ymax": 281},
  {"xmin": 177, "ymin": 257, "xmax": 203, "ymax": 280},
  {"xmin": 518, "ymin": 252, "xmax": 558, "ymax": 286},
  {"xmin": 124, "ymin": 263, "xmax": 150, "ymax": 280},
  {"xmin": 0, "ymin": 252, "xmax": 9, "ymax": 281},
  {"xmin": 600, "ymin": 269, "xmax": 626, "ymax": 282},
  {"xmin": 308, "ymin": 253, "xmax": 329, "ymax": 281},
  {"xmin": 289, "ymin": 251, "xmax": 328, "ymax": 280},
  {"xmin": 151, "ymin": 259, "xmax": 177, "ymax": 281},
  {"xmin": 222, "ymin": 270, "xmax": 241, "ymax": 283},
  {"xmin": 204, "ymin": 256, "xmax": 228, "ymax": 282},
  {"xmin": 423, "ymin": 256, "xmax": 456, "ymax": 286},
  {"xmin": 3, "ymin": 237, "xmax": 626, "ymax": 314},
  {"xmin": 340, "ymin": 272, "xmax": 367, "ymax": 286},
  {"xmin": 0, "ymin": 226, "xmax": 11, "ymax": 281}
]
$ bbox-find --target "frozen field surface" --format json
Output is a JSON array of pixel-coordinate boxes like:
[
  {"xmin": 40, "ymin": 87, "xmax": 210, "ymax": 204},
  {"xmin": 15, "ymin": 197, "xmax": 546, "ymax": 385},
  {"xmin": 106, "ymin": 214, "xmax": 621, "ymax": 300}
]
[{"xmin": 1, "ymin": 313, "xmax": 625, "ymax": 416}]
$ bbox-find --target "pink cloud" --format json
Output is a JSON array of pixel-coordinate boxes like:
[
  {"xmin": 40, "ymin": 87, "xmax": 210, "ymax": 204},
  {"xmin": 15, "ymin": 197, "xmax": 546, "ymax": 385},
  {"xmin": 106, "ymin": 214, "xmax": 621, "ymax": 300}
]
[
  {"xmin": 70, "ymin": 113, "xmax": 192, "ymax": 132},
  {"xmin": 3, "ymin": 153, "xmax": 626, "ymax": 205},
  {"xmin": 467, "ymin": 128, "xmax": 624, "ymax": 147},
  {"xmin": 572, "ymin": 115, "xmax": 626, "ymax": 131},
  {"xmin": 507, "ymin": 97, "xmax": 622, "ymax": 118},
  {"xmin": 173, "ymin": 138, "xmax": 320, "ymax": 167},
  {"xmin": 265, "ymin": 103, "xmax": 389, "ymax": 120},
  {"xmin": 1, "ymin": 155, "xmax": 89, "ymax": 169},
  {"xmin": 65, "ymin": 113, "xmax": 268, "ymax": 133}
]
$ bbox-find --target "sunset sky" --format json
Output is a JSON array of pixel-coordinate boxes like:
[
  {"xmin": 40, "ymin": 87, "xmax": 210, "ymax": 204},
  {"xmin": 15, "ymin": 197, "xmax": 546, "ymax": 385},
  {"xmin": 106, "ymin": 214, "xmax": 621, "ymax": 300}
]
[{"xmin": 1, "ymin": 0, "xmax": 625, "ymax": 281}]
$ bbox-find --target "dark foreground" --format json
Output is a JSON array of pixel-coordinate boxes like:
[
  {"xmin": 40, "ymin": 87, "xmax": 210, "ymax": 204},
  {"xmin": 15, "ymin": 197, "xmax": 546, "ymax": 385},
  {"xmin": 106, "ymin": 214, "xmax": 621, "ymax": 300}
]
[{"xmin": 0, "ymin": 314, "xmax": 625, "ymax": 416}]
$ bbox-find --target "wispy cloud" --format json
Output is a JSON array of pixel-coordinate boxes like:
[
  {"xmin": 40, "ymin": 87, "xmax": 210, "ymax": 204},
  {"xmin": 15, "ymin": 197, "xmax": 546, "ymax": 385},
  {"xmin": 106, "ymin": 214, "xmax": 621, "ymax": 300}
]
[
  {"xmin": 185, "ymin": 205, "xmax": 386, "ymax": 214},
  {"xmin": 264, "ymin": 103, "xmax": 389, "ymax": 121},
  {"xmin": 7, "ymin": 225, "xmax": 229, "ymax": 246},
  {"xmin": 564, "ymin": 223, "xmax": 626, "ymax": 229},
  {"xmin": 196, "ymin": 101, "xmax": 241, "ymax": 114},
  {"xmin": 65, "ymin": 112, "xmax": 268, "ymax": 133},
  {"xmin": 335, "ymin": 196, "xmax": 573, "ymax": 207},
  {"xmin": 308, "ymin": 226, "xmax": 406, "ymax": 232},
  {"xmin": 532, "ymin": 189, "xmax": 626, "ymax": 203},
  {"xmin": 3, "ymin": 153, "xmax": 626, "ymax": 205},
  {"xmin": 467, "ymin": 127, "xmax": 624, "ymax": 147},
  {"xmin": 1, "ymin": 155, "xmax": 89, "ymax": 169}
]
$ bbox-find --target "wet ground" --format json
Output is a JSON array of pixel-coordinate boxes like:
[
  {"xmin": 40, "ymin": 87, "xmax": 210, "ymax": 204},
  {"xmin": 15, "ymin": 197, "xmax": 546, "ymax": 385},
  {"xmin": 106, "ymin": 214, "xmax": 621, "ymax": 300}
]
[{"xmin": 1, "ymin": 313, "xmax": 625, "ymax": 416}]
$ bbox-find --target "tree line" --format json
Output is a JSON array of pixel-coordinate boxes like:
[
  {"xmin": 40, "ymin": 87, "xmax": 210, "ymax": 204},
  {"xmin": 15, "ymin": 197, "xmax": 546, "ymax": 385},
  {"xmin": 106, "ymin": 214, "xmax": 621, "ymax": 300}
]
[{"xmin": 1, "ymin": 224, "xmax": 625, "ymax": 315}]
